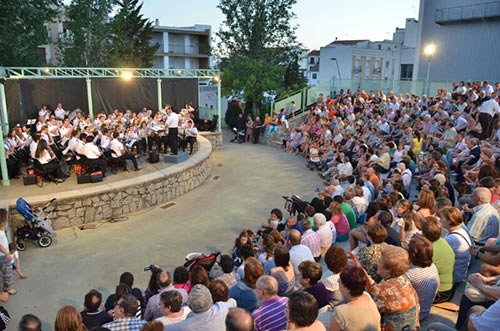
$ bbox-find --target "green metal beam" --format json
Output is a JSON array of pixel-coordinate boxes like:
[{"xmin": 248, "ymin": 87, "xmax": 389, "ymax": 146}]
[{"xmin": 3, "ymin": 67, "xmax": 219, "ymax": 79}]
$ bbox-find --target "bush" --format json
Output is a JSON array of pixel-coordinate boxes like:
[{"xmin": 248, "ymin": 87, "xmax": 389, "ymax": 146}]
[{"xmin": 225, "ymin": 104, "xmax": 243, "ymax": 128}]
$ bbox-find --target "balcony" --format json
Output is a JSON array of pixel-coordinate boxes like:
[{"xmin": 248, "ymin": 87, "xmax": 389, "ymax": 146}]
[
  {"xmin": 166, "ymin": 43, "xmax": 210, "ymax": 57},
  {"xmin": 435, "ymin": 1, "xmax": 500, "ymax": 25}
]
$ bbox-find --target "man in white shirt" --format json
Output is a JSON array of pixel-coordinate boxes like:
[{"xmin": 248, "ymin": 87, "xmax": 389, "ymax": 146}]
[
  {"xmin": 82, "ymin": 135, "xmax": 107, "ymax": 174},
  {"xmin": 54, "ymin": 103, "xmax": 66, "ymax": 120},
  {"xmin": 110, "ymin": 132, "xmax": 140, "ymax": 171},
  {"xmin": 181, "ymin": 119, "xmax": 198, "ymax": 155},
  {"xmin": 479, "ymin": 96, "xmax": 500, "ymax": 140},
  {"xmin": 287, "ymin": 229, "xmax": 314, "ymax": 284},
  {"xmin": 165, "ymin": 106, "xmax": 179, "ymax": 155},
  {"xmin": 155, "ymin": 291, "xmax": 191, "ymax": 327}
]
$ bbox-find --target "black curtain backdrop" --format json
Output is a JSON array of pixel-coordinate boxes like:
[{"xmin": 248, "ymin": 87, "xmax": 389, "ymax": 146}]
[{"xmin": 4, "ymin": 77, "xmax": 199, "ymax": 128}]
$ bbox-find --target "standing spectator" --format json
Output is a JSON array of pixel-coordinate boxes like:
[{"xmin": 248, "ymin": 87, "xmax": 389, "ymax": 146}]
[
  {"xmin": 252, "ymin": 276, "xmax": 288, "ymax": 331},
  {"xmin": 0, "ymin": 210, "xmax": 14, "ymax": 295},
  {"xmin": 478, "ymin": 93, "xmax": 500, "ymax": 140}
]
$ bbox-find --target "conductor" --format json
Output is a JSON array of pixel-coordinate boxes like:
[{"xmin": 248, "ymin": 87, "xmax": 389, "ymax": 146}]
[{"xmin": 165, "ymin": 105, "xmax": 179, "ymax": 155}]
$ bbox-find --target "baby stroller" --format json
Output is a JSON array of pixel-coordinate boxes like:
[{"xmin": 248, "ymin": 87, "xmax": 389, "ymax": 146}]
[
  {"xmin": 15, "ymin": 198, "xmax": 56, "ymax": 251},
  {"xmin": 282, "ymin": 195, "xmax": 311, "ymax": 218},
  {"xmin": 184, "ymin": 251, "xmax": 220, "ymax": 272},
  {"xmin": 230, "ymin": 127, "xmax": 245, "ymax": 144}
]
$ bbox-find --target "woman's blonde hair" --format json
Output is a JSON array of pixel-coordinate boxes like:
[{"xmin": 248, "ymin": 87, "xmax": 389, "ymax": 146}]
[{"xmin": 54, "ymin": 305, "xmax": 87, "ymax": 331}]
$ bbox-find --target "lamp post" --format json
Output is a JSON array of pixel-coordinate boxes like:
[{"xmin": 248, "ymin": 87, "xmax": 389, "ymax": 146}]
[
  {"xmin": 423, "ymin": 44, "xmax": 435, "ymax": 96},
  {"xmin": 331, "ymin": 58, "xmax": 341, "ymax": 96}
]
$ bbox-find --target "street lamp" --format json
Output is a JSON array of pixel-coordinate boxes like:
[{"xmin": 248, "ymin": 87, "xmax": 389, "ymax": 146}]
[
  {"xmin": 330, "ymin": 58, "xmax": 341, "ymax": 97},
  {"xmin": 423, "ymin": 44, "xmax": 435, "ymax": 96}
]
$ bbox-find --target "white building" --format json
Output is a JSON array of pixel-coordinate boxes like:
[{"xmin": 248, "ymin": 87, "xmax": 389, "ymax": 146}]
[
  {"xmin": 151, "ymin": 21, "xmax": 211, "ymax": 69},
  {"xmin": 312, "ymin": 18, "xmax": 418, "ymax": 88},
  {"xmin": 305, "ymin": 50, "xmax": 320, "ymax": 85}
]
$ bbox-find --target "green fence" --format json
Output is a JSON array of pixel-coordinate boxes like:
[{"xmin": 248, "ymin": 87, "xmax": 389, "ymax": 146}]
[{"xmin": 271, "ymin": 79, "xmax": 455, "ymax": 115}]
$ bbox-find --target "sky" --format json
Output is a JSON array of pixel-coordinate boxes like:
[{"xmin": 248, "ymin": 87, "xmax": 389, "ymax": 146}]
[{"xmin": 140, "ymin": 0, "xmax": 421, "ymax": 50}]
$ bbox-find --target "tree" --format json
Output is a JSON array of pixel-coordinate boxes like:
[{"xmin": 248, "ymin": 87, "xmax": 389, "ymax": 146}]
[
  {"xmin": 0, "ymin": 0, "xmax": 61, "ymax": 66},
  {"xmin": 109, "ymin": 0, "xmax": 159, "ymax": 68},
  {"xmin": 60, "ymin": 0, "xmax": 115, "ymax": 67},
  {"xmin": 216, "ymin": 0, "xmax": 304, "ymax": 113}
]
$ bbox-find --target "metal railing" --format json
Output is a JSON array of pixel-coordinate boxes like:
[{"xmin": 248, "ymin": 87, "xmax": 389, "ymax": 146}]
[
  {"xmin": 167, "ymin": 44, "xmax": 209, "ymax": 55},
  {"xmin": 435, "ymin": 1, "xmax": 500, "ymax": 24}
]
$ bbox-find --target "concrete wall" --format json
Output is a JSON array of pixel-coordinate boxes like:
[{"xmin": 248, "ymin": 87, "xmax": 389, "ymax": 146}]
[{"xmin": 8, "ymin": 136, "xmax": 217, "ymax": 231}]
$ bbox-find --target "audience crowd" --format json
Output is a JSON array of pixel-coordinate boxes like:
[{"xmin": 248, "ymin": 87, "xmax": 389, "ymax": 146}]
[{"xmin": 3, "ymin": 81, "xmax": 500, "ymax": 331}]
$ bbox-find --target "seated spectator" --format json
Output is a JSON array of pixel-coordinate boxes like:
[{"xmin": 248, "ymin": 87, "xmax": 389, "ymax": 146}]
[
  {"xmin": 166, "ymin": 284, "xmax": 234, "ymax": 331},
  {"xmin": 377, "ymin": 210, "xmax": 401, "ymax": 247},
  {"xmin": 466, "ymin": 187, "xmax": 500, "ymax": 245},
  {"xmin": 323, "ymin": 245, "xmax": 348, "ymax": 306},
  {"xmin": 80, "ymin": 289, "xmax": 112, "ymax": 329},
  {"xmin": 314, "ymin": 213, "xmax": 335, "ymax": 256},
  {"xmin": 189, "ymin": 265, "xmax": 210, "ymax": 288},
  {"xmin": 421, "ymin": 217, "xmax": 455, "ymax": 303},
  {"xmin": 141, "ymin": 321, "xmax": 164, "ymax": 331},
  {"xmin": 216, "ymin": 255, "xmax": 237, "ymax": 289},
  {"xmin": 270, "ymin": 246, "xmax": 296, "ymax": 296},
  {"xmin": 54, "ymin": 305, "xmax": 87, "ymax": 331},
  {"xmin": 156, "ymin": 290, "xmax": 191, "ymax": 327},
  {"xmin": 369, "ymin": 245, "xmax": 419, "ymax": 331},
  {"xmin": 19, "ymin": 314, "xmax": 42, "ymax": 331},
  {"xmin": 329, "ymin": 266, "xmax": 381, "ymax": 331},
  {"xmin": 208, "ymin": 279, "xmax": 237, "ymax": 307},
  {"xmin": 441, "ymin": 207, "xmax": 473, "ymax": 285},
  {"xmin": 229, "ymin": 257, "xmax": 264, "ymax": 313},
  {"xmin": 454, "ymin": 273, "xmax": 500, "ymax": 330},
  {"xmin": 300, "ymin": 219, "xmax": 321, "ymax": 262},
  {"xmin": 357, "ymin": 223, "xmax": 388, "ymax": 282},
  {"xmin": 144, "ymin": 267, "xmax": 163, "ymax": 306},
  {"xmin": 252, "ymin": 276, "xmax": 288, "ymax": 331},
  {"xmin": 286, "ymin": 291, "xmax": 326, "ymax": 331},
  {"xmin": 173, "ymin": 266, "xmax": 190, "ymax": 293},
  {"xmin": 406, "ymin": 236, "xmax": 440, "ymax": 320},
  {"xmin": 287, "ymin": 229, "xmax": 314, "ymax": 281},
  {"xmin": 329, "ymin": 201, "xmax": 350, "ymax": 242},
  {"xmin": 226, "ymin": 307, "xmax": 254, "ymax": 331},
  {"xmin": 298, "ymin": 261, "xmax": 331, "ymax": 309},
  {"xmin": 144, "ymin": 271, "xmax": 188, "ymax": 321}
]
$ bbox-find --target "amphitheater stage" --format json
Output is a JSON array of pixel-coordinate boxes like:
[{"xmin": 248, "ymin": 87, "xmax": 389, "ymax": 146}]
[{"xmin": 0, "ymin": 133, "xmax": 221, "ymax": 230}]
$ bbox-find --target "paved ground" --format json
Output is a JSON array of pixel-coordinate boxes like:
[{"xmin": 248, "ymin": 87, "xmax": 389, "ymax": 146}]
[{"xmin": 5, "ymin": 130, "xmax": 460, "ymax": 330}]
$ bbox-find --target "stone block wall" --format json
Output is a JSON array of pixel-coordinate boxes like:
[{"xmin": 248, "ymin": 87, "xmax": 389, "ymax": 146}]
[
  {"xmin": 8, "ymin": 136, "xmax": 213, "ymax": 231},
  {"xmin": 199, "ymin": 131, "xmax": 223, "ymax": 150}
]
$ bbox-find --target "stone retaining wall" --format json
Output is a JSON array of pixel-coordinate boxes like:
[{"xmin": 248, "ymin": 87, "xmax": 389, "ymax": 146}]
[
  {"xmin": 199, "ymin": 131, "xmax": 223, "ymax": 150},
  {"xmin": 8, "ymin": 136, "xmax": 214, "ymax": 231}
]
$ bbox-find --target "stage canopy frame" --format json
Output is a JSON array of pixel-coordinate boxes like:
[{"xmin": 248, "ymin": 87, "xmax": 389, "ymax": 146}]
[{"xmin": 0, "ymin": 66, "xmax": 221, "ymax": 186}]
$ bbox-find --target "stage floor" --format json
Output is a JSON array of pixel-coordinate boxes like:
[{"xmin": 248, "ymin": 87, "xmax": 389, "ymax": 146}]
[{"xmin": 0, "ymin": 154, "xmax": 173, "ymax": 201}]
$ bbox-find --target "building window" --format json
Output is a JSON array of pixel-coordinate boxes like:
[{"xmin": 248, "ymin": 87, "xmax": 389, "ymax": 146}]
[
  {"xmin": 378, "ymin": 44, "xmax": 381, "ymax": 50},
  {"xmin": 400, "ymin": 64, "xmax": 414, "ymax": 81},
  {"xmin": 312, "ymin": 73, "xmax": 317, "ymax": 79},
  {"xmin": 310, "ymin": 57, "xmax": 315, "ymax": 64},
  {"xmin": 385, "ymin": 61, "xmax": 390, "ymax": 69}
]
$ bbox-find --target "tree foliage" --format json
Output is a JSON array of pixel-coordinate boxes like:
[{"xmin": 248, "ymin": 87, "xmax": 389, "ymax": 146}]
[
  {"xmin": 216, "ymin": 0, "xmax": 305, "ymax": 111},
  {"xmin": 61, "ymin": 0, "xmax": 115, "ymax": 67},
  {"xmin": 61, "ymin": 0, "xmax": 157, "ymax": 68},
  {"xmin": 109, "ymin": 0, "xmax": 158, "ymax": 67},
  {"xmin": 0, "ymin": 0, "xmax": 61, "ymax": 66}
]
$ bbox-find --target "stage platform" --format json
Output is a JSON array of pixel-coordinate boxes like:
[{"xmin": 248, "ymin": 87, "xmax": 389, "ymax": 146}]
[{"xmin": 0, "ymin": 134, "xmax": 218, "ymax": 230}]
